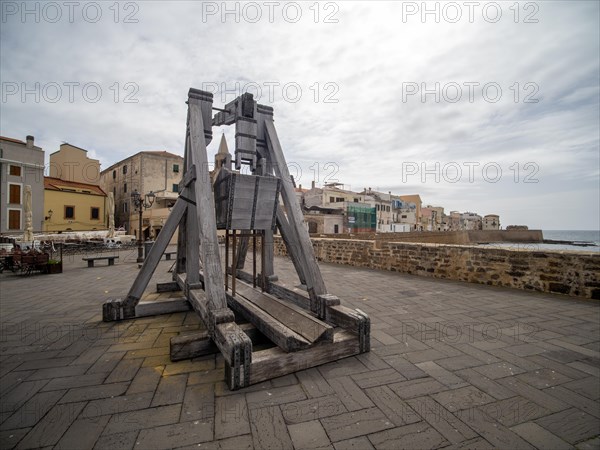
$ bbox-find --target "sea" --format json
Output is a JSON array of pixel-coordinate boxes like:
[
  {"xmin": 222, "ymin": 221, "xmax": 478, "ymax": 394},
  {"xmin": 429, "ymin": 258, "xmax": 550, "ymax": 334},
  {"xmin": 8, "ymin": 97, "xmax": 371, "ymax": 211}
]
[{"xmin": 479, "ymin": 230, "xmax": 600, "ymax": 253}]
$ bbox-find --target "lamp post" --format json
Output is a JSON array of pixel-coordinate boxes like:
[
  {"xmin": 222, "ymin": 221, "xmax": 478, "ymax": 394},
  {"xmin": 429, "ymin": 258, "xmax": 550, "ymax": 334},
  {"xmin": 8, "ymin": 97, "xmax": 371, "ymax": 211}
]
[{"xmin": 131, "ymin": 189, "xmax": 155, "ymax": 262}]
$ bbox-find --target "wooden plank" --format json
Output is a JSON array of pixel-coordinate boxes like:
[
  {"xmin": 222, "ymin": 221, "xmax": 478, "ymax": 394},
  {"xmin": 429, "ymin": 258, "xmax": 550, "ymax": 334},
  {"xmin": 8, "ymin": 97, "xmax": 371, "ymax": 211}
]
[
  {"xmin": 235, "ymin": 281, "xmax": 333, "ymax": 344},
  {"xmin": 120, "ymin": 197, "xmax": 187, "ymax": 317},
  {"xmin": 169, "ymin": 323, "xmax": 269, "ymax": 362},
  {"xmin": 249, "ymin": 330, "xmax": 361, "ymax": 385},
  {"xmin": 188, "ymin": 95, "xmax": 228, "ymax": 311},
  {"xmin": 264, "ymin": 119, "xmax": 327, "ymax": 308},
  {"xmin": 227, "ymin": 293, "xmax": 311, "ymax": 352},
  {"xmin": 135, "ymin": 298, "xmax": 191, "ymax": 317},
  {"xmin": 267, "ymin": 282, "xmax": 311, "ymax": 310},
  {"xmin": 156, "ymin": 281, "xmax": 180, "ymax": 293},
  {"xmin": 185, "ymin": 190, "xmax": 200, "ymax": 285}
]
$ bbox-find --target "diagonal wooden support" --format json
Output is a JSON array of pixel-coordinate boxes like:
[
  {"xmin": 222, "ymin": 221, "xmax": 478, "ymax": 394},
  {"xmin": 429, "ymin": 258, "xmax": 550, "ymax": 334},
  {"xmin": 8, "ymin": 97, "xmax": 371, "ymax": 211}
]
[
  {"xmin": 103, "ymin": 196, "xmax": 187, "ymax": 321},
  {"xmin": 264, "ymin": 119, "xmax": 327, "ymax": 309}
]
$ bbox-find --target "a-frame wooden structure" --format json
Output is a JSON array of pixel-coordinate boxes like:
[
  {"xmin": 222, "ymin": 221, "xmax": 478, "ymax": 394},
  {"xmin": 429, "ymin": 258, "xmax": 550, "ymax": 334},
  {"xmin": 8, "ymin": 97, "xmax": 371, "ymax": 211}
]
[{"xmin": 103, "ymin": 88, "xmax": 370, "ymax": 390}]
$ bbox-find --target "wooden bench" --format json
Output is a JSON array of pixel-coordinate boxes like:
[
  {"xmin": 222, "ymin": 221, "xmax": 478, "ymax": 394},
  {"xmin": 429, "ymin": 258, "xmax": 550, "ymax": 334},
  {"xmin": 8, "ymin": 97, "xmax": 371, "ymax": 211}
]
[
  {"xmin": 164, "ymin": 251, "xmax": 177, "ymax": 261},
  {"xmin": 82, "ymin": 256, "xmax": 119, "ymax": 267}
]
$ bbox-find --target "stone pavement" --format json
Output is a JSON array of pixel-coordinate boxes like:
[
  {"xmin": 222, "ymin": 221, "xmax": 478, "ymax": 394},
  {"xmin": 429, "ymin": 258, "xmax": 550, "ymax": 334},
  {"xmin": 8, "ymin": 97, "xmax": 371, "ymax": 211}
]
[{"xmin": 0, "ymin": 248, "xmax": 599, "ymax": 449}]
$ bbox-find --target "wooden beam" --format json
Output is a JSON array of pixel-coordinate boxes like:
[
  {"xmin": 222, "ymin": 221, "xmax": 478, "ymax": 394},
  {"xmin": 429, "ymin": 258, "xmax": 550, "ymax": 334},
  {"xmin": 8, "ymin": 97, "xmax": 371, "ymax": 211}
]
[
  {"xmin": 187, "ymin": 94, "xmax": 228, "ymax": 311},
  {"xmin": 169, "ymin": 323, "xmax": 269, "ymax": 362},
  {"xmin": 264, "ymin": 119, "xmax": 326, "ymax": 307},
  {"xmin": 115, "ymin": 197, "xmax": 186, "ymax": 319},
  {"xmin": 135, "ymin": 298, "xmax": 191, "ymax": 317},
  {"xmin": 235, "ymin": 282, "xmax": 333, "ymax": 344},
  {"xmin": 276, "ymin": 206, "xmax": 307, "ymax": 285},
  {"xmin": 249, "ymin": 330, "xmax": 360, "ymax": 385},
  {"xmin": 227, "ymin": 291, "xmax": 311, "ymax": 352}
]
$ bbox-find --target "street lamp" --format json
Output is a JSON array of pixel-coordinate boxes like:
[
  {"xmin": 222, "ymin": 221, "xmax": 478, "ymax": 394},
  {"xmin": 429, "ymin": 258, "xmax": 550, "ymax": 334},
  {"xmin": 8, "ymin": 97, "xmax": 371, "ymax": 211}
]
[{"xmin": 131, "ymin": 189, "xmax": 155, "ymax": 262}]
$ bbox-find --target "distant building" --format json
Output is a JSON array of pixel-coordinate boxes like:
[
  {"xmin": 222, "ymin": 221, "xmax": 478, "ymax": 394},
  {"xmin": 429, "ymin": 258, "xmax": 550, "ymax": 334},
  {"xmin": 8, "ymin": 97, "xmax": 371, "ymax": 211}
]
[
  {"xmin": 398, "ymin": 194, "xmax": 423, "ymax": 227},
  {"xmin": 100, "ymin": 151, "xmax": 184, "ymax": 239},
  {"xmin": 0, "ymin": 135, "xmax": 45, "ymax": 234},
  {"xmin": 44, "ymin": 177, "xmax": 107, "ymax": 232},
  {"xmin": 483, "ymin": 214, "xmax": 500, "ymax": 230},
  {"xmin": 304, "ymin": 183, "xmax": 376, "ymax": 233},
  {"xmin": 49, "ymin": 143, "xmax": 101, "ymax": 185},
  {"xmin": 360, "ymin": 188, "xmax": 393, "ymax": 233},
  {"xmin": 462, "ymin": 212, "xmax": 482, "ymax": 230}
]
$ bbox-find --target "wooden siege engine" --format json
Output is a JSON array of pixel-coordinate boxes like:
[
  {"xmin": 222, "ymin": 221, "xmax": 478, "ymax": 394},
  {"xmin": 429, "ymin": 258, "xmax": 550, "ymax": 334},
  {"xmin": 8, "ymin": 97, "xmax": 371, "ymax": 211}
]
[{"xmin": 102, "ymin": 88, "xmax": 370, "ymax": 390}]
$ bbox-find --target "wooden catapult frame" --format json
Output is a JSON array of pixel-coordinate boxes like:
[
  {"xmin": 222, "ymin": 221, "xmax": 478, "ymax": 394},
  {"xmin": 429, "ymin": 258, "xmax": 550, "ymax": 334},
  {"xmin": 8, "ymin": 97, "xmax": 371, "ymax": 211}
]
[{"xmin": 103, "ymin": 88, "xmax": 370, "ymax": 390}]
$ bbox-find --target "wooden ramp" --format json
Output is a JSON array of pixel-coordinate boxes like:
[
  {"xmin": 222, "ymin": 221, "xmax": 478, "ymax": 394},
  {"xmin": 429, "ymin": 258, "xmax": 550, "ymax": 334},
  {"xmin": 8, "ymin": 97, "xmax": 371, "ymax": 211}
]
[{"xmin": 102, "ymin": 88, "xmax": 370, "ymax": 390}]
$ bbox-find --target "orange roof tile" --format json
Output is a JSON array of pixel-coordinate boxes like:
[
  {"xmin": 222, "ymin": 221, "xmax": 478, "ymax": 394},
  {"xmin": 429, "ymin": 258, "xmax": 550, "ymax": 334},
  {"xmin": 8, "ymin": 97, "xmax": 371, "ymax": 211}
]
[{"xmin": 44, "ymin": 177, "xmax": 106, "ymax": 196}]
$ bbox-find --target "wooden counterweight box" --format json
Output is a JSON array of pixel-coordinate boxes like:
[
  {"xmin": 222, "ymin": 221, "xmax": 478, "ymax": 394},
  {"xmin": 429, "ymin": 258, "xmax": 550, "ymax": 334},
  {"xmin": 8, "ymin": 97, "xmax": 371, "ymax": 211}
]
[{"xmin": 214, "ymin": 169, "xmax": 280, "ymax": 230}]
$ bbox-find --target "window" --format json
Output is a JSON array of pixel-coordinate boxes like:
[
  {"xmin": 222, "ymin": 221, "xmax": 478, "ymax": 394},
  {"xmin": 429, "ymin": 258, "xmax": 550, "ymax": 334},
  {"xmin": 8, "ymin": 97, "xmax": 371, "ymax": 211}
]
[
  {"xmin": 8, "ymin": 210, "xmax": 20, "ymax": 230},
  {"xmin": 65, "ymin": 206, "xmax": 75, "ymax": 219},
  {"xmin": 9, "ymin": 184, "xmax": 21, "ymax": 204},
  {"xmin": 173, "ymin": 164, "xmax": 179, "ymax": 173},
  {"xmin": 112, "ymin": 170, "xmax": 116, "ymax": 179},
  {"xmin": 9, "ymin": 165, "xmax": 21, "ymax": 176},
  {"xmin": 172, "ymin": 183, "xmax": 179, "ymax": 193},
  {"xmin": 113, "ymin": 187, "xmax": 116, "ymax": 196},
  {"xmin": 91, "ymin": 207, "xmax": 100, "ymax": 220},
  {"xmin": 123, "ymin": 202, "xmax": 128, "ymax": 213},
  {"xmin": 376, "ymin": 205, "xmax": 380, "ymax": 211},
  {"xmin": 124, "ymin": 183, "xmax": 127, "ymax": 193},
  {"xmin": 329, "ymin": 196, "xmax": 335, "ymax": 203},
  {"xmin": 336, "ymin": 197, "xmax": 344, "ymax": 202},
  {"xmin": 123, "ymin": 165, "xmax": 127, "ymax": 174}
]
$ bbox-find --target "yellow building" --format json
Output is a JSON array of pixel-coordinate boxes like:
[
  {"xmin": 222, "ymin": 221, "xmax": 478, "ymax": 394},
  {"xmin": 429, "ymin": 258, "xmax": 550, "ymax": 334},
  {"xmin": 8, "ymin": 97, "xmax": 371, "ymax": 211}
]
[
  {"xmin": 49, "ymin": 143, "xmax": 101, "ymax": 185},
  {"xmin": 44, "ymin": 177, "xmax": 107, "ymax": 232}
]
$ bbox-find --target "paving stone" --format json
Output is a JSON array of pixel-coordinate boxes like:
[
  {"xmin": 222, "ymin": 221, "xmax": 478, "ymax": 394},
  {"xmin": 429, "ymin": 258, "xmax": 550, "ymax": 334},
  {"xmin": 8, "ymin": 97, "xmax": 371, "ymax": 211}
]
[
  {"xmin": 26, "ymin": 364, "xmax": 90, "ymax": 381},
  {"xmin": 515, "ymin": 368, "xmax": 572, "ymax": 389},
  {"xmin": 479, "ymin": 396, "xmax": 551, "ymax": 427},
  {"xmin": 567, "ymin": 361, "xmax": 600, "ymax": 378},
  {"xmin": 187, "ymin": 368, "xmax": 226, "ymax": 386},
  {"xmin": 93, "ymin": 430, "xmax": 138, "ymax": 449},
  {"xmin": 416, "ymin": 362, "xmax": 468, "ymax": 388},
  {"xmin": 543, "ymin": 385, "xmax": 600, "ymax": 419},
  {"xmin": 81, "ymin": 391, "xmax": 154, "ymax": 418},
  {"xmin": 328, "ymin": 376, "xmax": 374, "ymax": 412},
  {"xmin": 389, "ymin": 377, "xmax": 447, "ymax": 399},
  {"xmin": 249, "ymin": 406, "xmax": 293, "ymax": 449},
  {"xmin": 382, "ymin": 355, "xmax": 427, "ymax": 379},
  {"xmin": 432, "ymin": 386, "xmax": 495, "ymax": 412},
  {"xmin": 472, "ymin": 362, "xmax": 527, "ymax": 379},
  {"xmin": 281, "ymin": 395, "xmax": 347, "ymax": 425},
  {"xmin": 181, "ymin": 383, "xmax": 214, "ymax": 422},
  {"xmin": 136, "ymin": 419, "xmax": 214, "ymax": 449},
  {"xmin": 436, "ymin": 355, "xmax": 485, "ymax": 372},
  {"xmin": 510, "ymin": 422, "xmax": 573, "ymax": 450},
  {"xmin": 321, "ymin": 407, "xmax": 394, "ymax": 442},
  {"xmin": 528, "ymin": 355, "xmax": 590, "ymax": 380},
  {"xmin": 216, "ymin": 434, "xmax": 254, "ymax": 450},
  {"xmin": 497, "ymin": 377, "xmax": 569, "ymax": 412},
  {"xmin": 87, "ymin": 351, "xmax": 126, "ymax": 374},
  {"xmin": 245, "ymin": 383, "xmax": 306, "ymax": 410},
  {"xmin": 367, "ymin": 421, "xmax": 449, "ymax": 449},
  {"xmin": 126, "ymin": 365, "xmax": 164, "ymax": 394},
  {"xmin": 561, "ymin": 377, "xmax": 600, "ymax": 400},
  {"xmin": 1, "ymin": 390, "xmax": 66, "ymax": 430},
  {"xmin": 0, "ymin": 428, "xmax": 30, "ymax": 450},
  {"xmin": 58, "ymin": 382, "xmax": 129, "ymax": 403},
  {"xmin": 535, "ymin": 407, "xmax": 600, "ymax": 444},
  {"xmin": 288, "ymin": 420, "xmax": 330, "ymax": 449},
  {"xmin": 296, "ymin": 368, "xmax": 335, "ymax": 398},
  {"xmin": 105, "ymin": 357, "xmax": 143, "ymax": 383},
  {"xmin": 0, "ymin": 379, "xmax": 49, "ymax": 413},
  {"xmin": 364, "ymin": 385, "xmax": 420, "ymax": 426},
  {"xmin": 455, "ymin": 368, "xmax": 516, "ymax": 400},
  {"xmin": 576, "ymin": 436, "xmax": 600, "ymax": 450},
  {"xmin": 151, "ymin": 374, "xmax": 187, "ymax": 407},
  {"xmin": 451, "ymin": 344, "xmax": 500, "ymax": 364},
  {"xmin": 350, "ymin": 368, "xmax": 405, "ymax": 389},
  {"xmin": 214, "ymin": 393, "xmax": 250, "ymax": 439},
  {"xmin": 464, "ymin": 407, "xmax": 536, "ymax": 449},
  {"xmin": 333, "ymin": 436, "xmax": 374, "ymax": 450},
  {"xmin": 55, "ymin": 415, "xmax": 110, "ymax": 449},
  {"xmin": 103, "ymin": 404, "xmax": 181, "ymax": 434},
  {"xmin": 16, "ymin": 401, "xmax": 86, "ymax": 449},
  {"xmin": 14, "ymin": 357, "xmax": 76, "ymax": 372}
]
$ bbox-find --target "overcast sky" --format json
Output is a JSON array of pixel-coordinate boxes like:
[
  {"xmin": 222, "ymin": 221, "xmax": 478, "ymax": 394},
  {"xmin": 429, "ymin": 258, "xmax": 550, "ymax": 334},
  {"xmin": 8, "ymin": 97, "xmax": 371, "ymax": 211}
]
[{"xmin": 1, "ymin": 1, "xmax": 598, "ymax": 229}]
